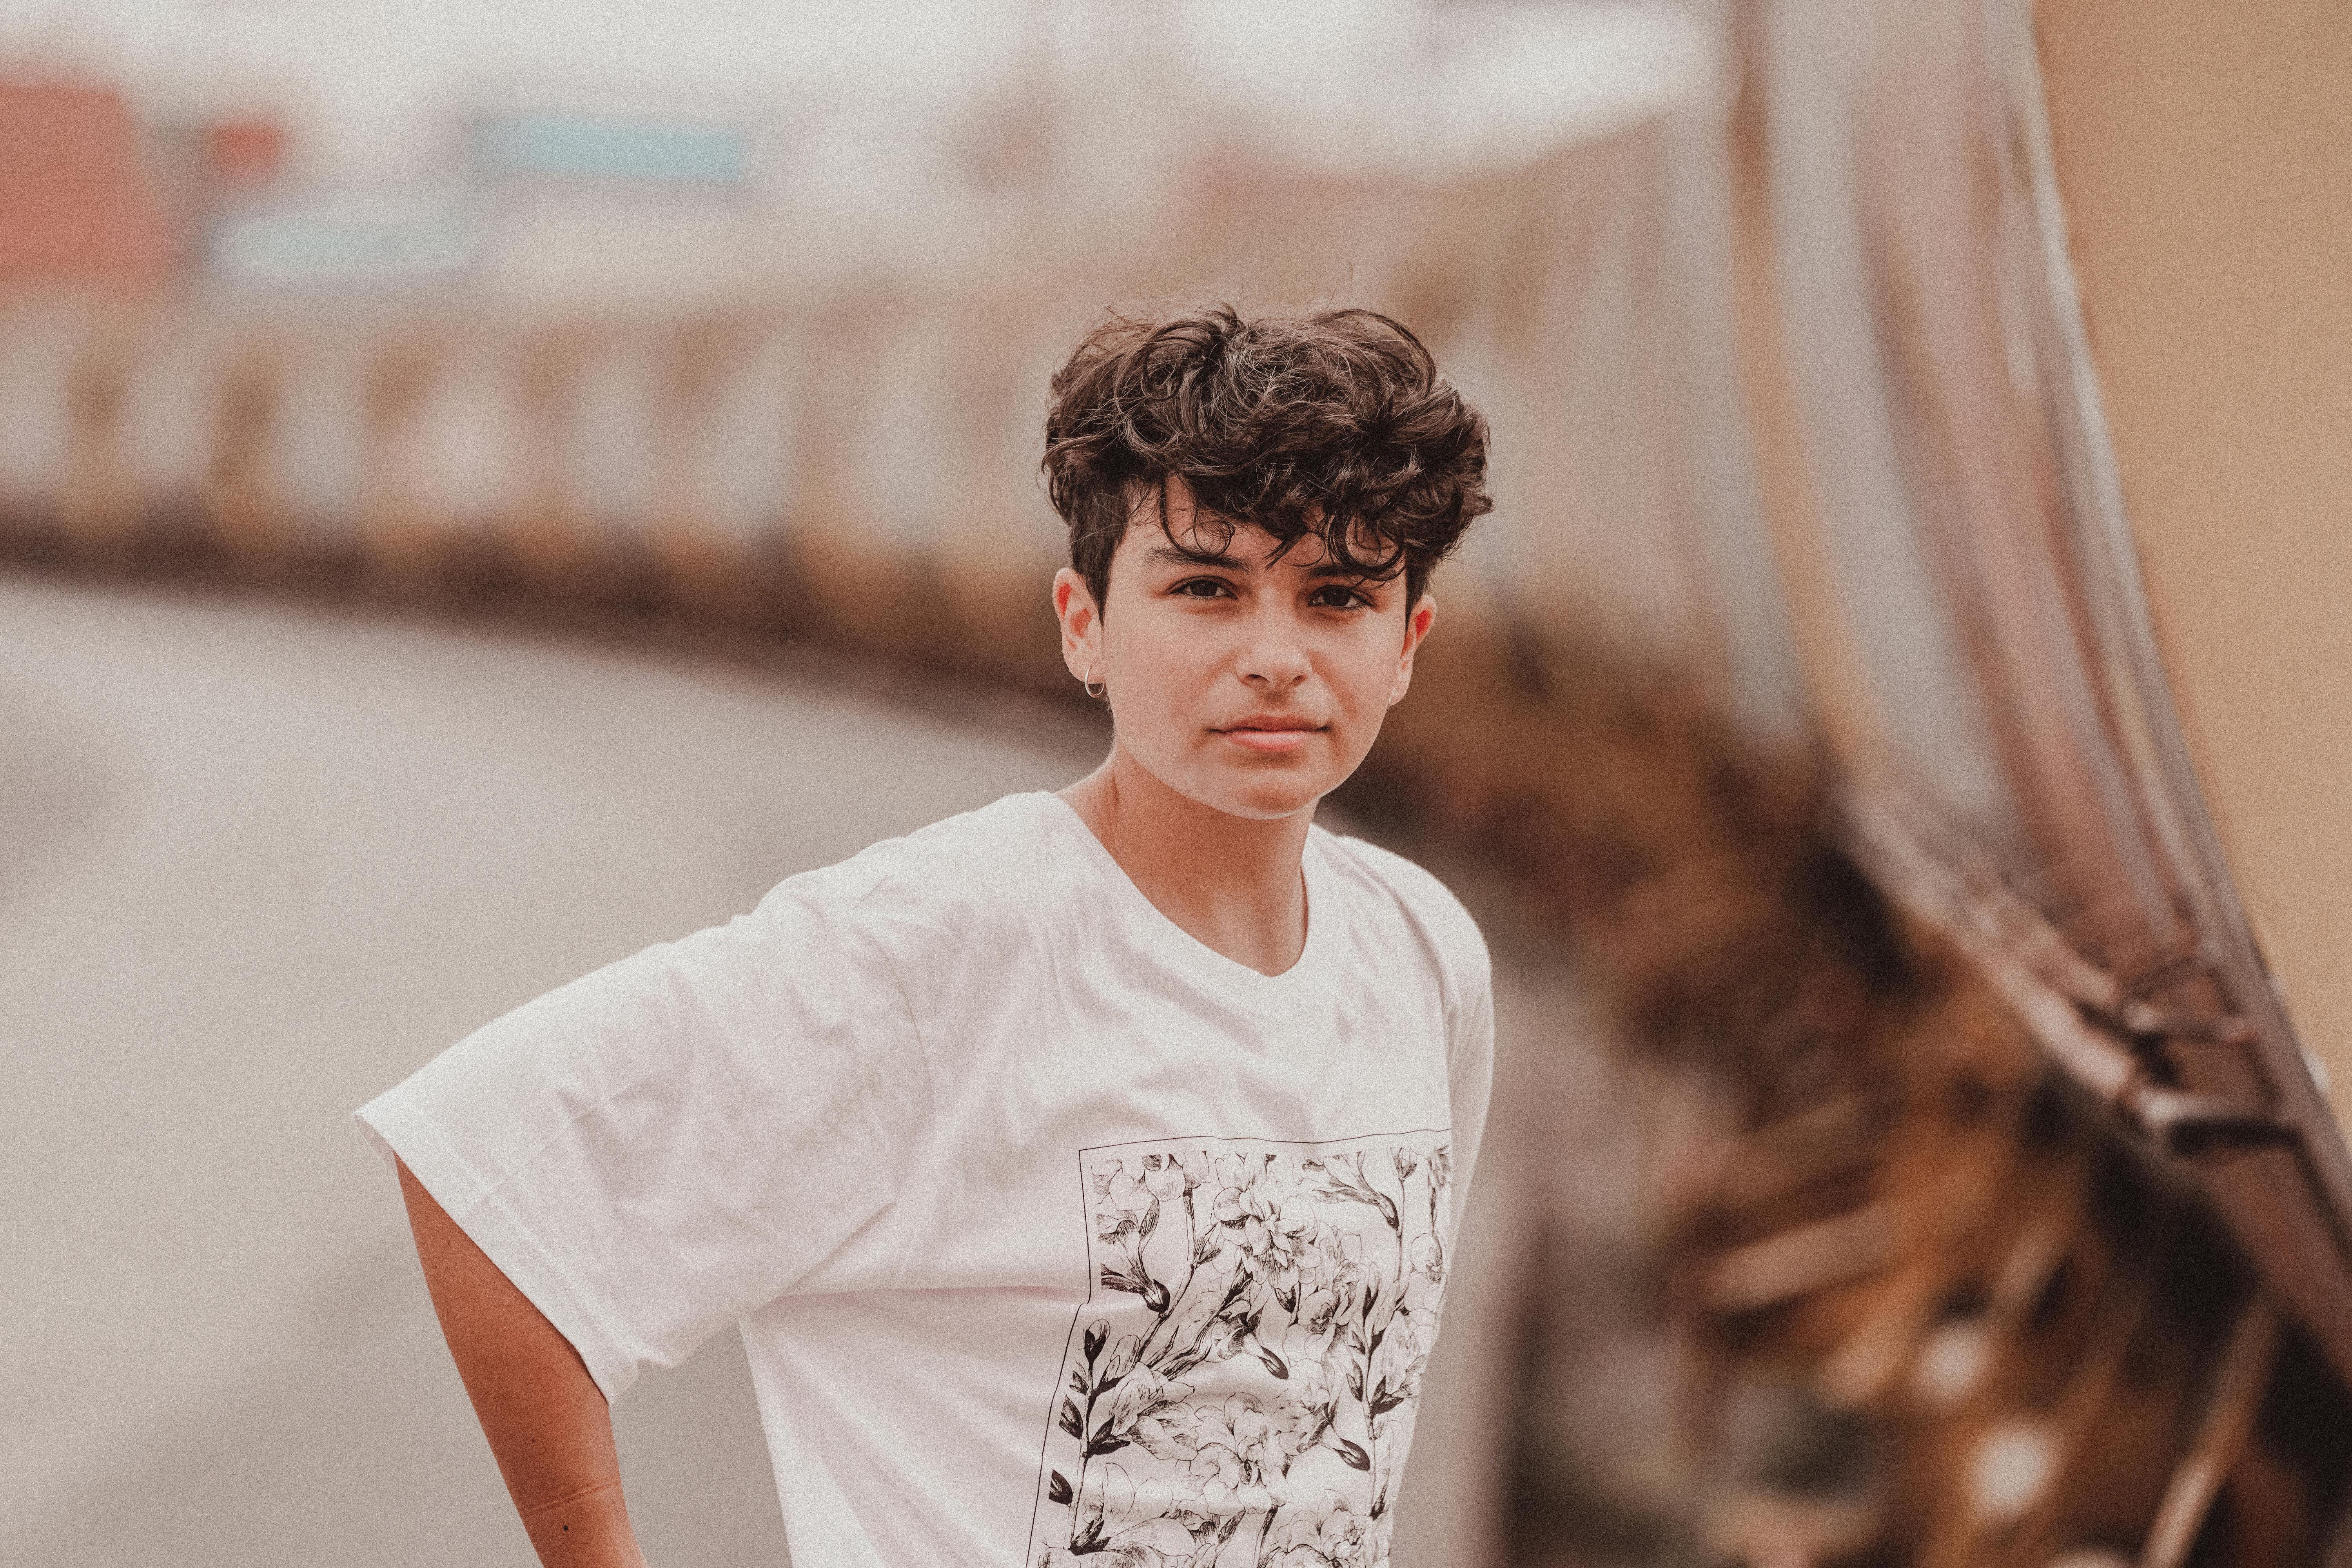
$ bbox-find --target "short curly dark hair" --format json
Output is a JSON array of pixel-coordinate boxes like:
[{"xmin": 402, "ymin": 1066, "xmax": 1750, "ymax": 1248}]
[{"xmin": 1041, "ymin": 303, "xmax": 1492, "ymax": 612}]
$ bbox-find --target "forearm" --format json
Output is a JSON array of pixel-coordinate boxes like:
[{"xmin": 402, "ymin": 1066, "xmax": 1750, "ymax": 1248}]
[
  {"xmin": 514, "ymin": 1479, "xmax": 644, "ymax": 1568},
  {"xmin": 397, "ymin": 1159, "xmax": 648, "ymax": 1568}
]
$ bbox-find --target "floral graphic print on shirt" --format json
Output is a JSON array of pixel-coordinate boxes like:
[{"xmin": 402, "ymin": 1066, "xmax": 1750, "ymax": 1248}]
[{"xmin": 1027, "ymin": 1132, "xmax": 1454, "ymax": 1568}]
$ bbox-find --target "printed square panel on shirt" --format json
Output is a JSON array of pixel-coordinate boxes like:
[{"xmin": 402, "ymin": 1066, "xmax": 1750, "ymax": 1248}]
[{"xmin": 1026, "ymin": 1130, "xmax": 1455, "ymax": 1568}]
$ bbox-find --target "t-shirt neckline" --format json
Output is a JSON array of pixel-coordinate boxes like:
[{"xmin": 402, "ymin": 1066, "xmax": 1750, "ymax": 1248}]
[{"xmin": 1031, "ymin": 790, "xmax": 1336, "ymax": 1012}]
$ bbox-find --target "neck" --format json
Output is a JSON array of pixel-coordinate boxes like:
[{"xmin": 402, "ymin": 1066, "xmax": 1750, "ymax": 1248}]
[{"xmin": 1058, "ymin": 744, "xmax": 1315, "ymax": 977}]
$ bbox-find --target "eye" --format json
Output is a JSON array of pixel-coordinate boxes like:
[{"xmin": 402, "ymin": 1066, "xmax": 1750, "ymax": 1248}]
[
  {"xmin": 1308, "ymin": 585, "xmax": 1372, "ymax": 611},
  {"xmin": 1171, "ymin": 577, "xmax": 1234, "ymax": 600}
]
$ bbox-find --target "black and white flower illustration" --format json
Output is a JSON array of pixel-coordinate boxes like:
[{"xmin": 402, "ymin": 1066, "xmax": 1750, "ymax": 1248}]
[{"xmin": 1030, "ymin": 1132, "xmax": 1453, "ymax": 1568}]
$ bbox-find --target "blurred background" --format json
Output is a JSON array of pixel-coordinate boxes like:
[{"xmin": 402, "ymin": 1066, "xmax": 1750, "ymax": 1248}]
[{"xmin": 5, "ymin": 2, "xmax": 2352, "ymax": 1566}]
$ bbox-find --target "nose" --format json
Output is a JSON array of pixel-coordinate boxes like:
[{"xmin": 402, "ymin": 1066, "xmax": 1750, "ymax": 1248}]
[{"xmin": 1237, "ymin": 606, "xmax": 1312, "ymax": 691}]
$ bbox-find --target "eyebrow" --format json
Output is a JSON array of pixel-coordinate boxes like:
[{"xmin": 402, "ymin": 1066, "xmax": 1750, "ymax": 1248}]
[{"xmin": 1142, "ymin": 541, "xmax": 1363, "ymax": 581}]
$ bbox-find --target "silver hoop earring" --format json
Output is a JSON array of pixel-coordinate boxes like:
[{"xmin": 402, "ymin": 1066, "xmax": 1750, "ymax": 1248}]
[{"xmin": 1082, "ymin": 668, "xmax": 1107, "ymax": 702}]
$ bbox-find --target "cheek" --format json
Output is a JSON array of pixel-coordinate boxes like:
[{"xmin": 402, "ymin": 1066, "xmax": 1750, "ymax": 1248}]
[
  {"xmin": 1104, "ymin": 619, "xmax": 1216, "ymax": 718},
  {"xmin": 1329, "ymin": 636, "xmax": 1408, "ymax": 713}
]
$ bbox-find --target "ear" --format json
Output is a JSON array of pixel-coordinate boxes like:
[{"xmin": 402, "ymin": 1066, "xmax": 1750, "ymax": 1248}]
[
  {"xmin": 1053, "ymin": 567, "xmax": 1103, "ymax": 686},
  {"xmin": 1388, "ymin": 593, "xmax": 1438, "ymax": 707}
]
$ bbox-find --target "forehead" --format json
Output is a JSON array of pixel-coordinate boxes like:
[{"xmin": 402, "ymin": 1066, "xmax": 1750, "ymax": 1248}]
[
  {"xmin": 1113, "ymin": 514, "xmax": 1341, "ymax": 572},
  {"xmin": 1116, "ymin": 476, "xmax": 1329, "ymax": 568}
]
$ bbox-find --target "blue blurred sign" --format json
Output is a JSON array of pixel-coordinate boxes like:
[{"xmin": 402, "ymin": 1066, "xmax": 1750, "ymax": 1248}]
[{"xmin": 471, "ymin": 113, "xmax": 751, "ymax": 186}]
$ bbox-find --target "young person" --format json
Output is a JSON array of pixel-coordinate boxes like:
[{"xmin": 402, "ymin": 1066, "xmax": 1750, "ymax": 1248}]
[{"xmin": 358, "ymin": 302, "xmax": 1497, "ymax": 1568}]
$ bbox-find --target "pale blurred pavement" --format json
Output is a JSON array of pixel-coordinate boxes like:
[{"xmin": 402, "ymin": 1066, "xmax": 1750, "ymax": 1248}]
[{"xmin": 0, "ymin": 577, "xmax": 1556, "ymax": 1567}]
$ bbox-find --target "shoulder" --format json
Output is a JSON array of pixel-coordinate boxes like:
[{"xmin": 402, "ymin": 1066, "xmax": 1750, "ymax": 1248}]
[
  {"xmin": 1312, "ymin": 827, "xmax": 1492, "ymax": 999},
  {"xmin": 760, "ymin": 791, "xmax": 1067, "ymax": 949}
]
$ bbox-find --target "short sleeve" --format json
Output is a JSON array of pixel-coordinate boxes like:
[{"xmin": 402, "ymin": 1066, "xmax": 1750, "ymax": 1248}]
[{"xmin": 354, "ymin": 877, "xmax": 930, "ymax": 1401}]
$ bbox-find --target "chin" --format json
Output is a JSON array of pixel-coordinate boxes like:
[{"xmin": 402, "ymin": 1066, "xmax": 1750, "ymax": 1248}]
[
  {"xmin": 1189, "ymin": 769, "xmax": 1332, "ymax": 822},
  {"xmin": 1126, "ymin": 739, "xmax": 1344, "ymax": 822}
]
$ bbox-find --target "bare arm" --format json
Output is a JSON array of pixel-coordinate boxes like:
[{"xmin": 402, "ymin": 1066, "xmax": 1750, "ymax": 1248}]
[{"xmin": 397, "ymin": 1159, "xmax": 649, "ymax": 1568}]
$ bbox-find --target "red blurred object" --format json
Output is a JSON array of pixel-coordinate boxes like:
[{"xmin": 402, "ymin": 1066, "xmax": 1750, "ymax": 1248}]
[
  {"xmin": 206, "ymin": 117, "xmax": 285, "ymax": 189},
  {"xmin": 0, "ymin": 76, "xmax": 176, "ymax": 286}
]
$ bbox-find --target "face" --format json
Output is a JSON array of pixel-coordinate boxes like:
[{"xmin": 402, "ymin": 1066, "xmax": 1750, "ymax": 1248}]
[{"xmin": 1054, "ymin": 480, "xmax": 1438, "ymax": 822}]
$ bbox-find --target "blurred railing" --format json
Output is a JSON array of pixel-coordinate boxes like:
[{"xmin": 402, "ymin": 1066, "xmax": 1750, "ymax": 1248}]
[{"xmin": 0, "ymin": 112, "xmax": 1779, "ymax": 717}]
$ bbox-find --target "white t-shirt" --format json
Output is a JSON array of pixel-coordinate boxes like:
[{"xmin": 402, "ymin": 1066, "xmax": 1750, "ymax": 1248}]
[{"xmin": 357, "ymin": 790, "xmax": 1492, "ymax": 1568}]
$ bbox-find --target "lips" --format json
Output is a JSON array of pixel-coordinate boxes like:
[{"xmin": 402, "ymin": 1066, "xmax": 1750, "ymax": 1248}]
[{"xmin": 1214, "ymin": 716, "xmax": 1323, "ymax": 753}]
